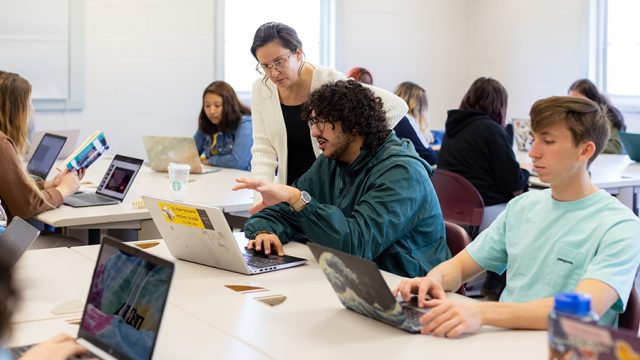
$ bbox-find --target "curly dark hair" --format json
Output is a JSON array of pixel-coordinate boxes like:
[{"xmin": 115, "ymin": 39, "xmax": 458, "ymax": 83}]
[
  {"xmin": 198, "ymin": 81, "xmax": 250, "ymax": 134},
  {"xmin": 301, "ymin": 80, "xmax": 388, "ymax": 152},
  {"xmin": 0, "ymin": 243, "xmax": 18, "ymax": 339}
]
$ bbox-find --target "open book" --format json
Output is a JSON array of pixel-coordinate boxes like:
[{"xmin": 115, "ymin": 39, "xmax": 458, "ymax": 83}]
[{"xmin": 57, "ymin": 130, "xmax": 109, "ymax": 172}]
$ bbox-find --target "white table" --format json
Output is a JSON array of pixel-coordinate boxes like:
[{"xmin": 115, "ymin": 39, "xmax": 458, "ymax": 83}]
[
  {"xmin": 12, "ymin": 247, "xmax": 94, "ymax": 323},
  {"xmin": 65, "ymin": 239, "xmax": 547, "ymax": 359},
  {"xmin": 34, "ymin": 157, "xmax": 253, "ymax": 240}
]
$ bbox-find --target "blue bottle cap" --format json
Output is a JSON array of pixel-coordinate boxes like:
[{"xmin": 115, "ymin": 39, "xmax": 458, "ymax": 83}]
[{"xmin": 553, "ymin": 292, "xmax": 592, "ymax": 316}]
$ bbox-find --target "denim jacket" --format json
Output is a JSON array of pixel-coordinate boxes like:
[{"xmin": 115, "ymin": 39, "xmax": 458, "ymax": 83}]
[{"xmin": 193, "ymin": 115, "xmax": 252, "ymax": 170}]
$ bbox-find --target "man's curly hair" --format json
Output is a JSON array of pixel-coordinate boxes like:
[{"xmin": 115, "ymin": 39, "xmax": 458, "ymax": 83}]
[{"xmin": 301, "ymin": 80, "xmax": 388, "ymax": 152}]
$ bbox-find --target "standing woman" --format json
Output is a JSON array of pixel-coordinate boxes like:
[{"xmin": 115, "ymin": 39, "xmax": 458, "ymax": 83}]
[
  {"xmin": 568, "ymin": 79, "xmax": 626, "ymax": 154},
  {"xmin": 249, "ymin": 22, "xmax": 408, "ymax": 185},
  {"xmin": 0, "ymin": 71, "xmax": 81, "ymax": 221},
  {"xmin": 194, "ymin": 81, "xmax": 252, "ymax": 170}
]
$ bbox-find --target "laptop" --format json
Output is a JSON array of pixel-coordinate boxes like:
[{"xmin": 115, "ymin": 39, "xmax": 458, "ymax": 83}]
[
  {"xmin": 308, "ymin": 242, "xmax": 429, "ymax": 333},
  {"xmin": 620, "ymin": 132, "xmax": 640, "ymax": 162},
  {"xmin": 0, "ymin": 216, "xmax": 40, "ymax": 266},
  {"xmin": 26, "ymin": 129, "xmax": 80, "ymax": 160},
  {"xmin": 142, "ymin": 136, "xmax": 220, "ymax": 174},
  {"xmin": 143, "ymin": 196, "xmax": 307, "ymax": 275},
  {"xmin": 64, "ymin": 155, "xmax": 144, "ymax": 208},
  {"xmin": 11, "ymin": 235, "xmax": 174, "ymax": 360},
  {"xmin": 554, "ymin": 314, "xmax": 640, "ymax": 359},
  {"xmin": 26, "ymin": 133, "xmax": 67, "ymax": 180}
]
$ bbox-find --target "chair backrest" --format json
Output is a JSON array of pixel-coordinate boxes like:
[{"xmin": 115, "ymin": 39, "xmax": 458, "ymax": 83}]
[
  {"xmin": 444, "ymin": 221, "xmax": 471, "ymax": 296},
  {"xmin": 431, "ymin": 169, "xmax": 485, "ymax": 228},
  {"xmin": 445, "ymin": 221, "xmax": 471, "ymax": 257},
  {"xmin": 619, "ymin": 282, "xmax": 640, "ymax": 333}
]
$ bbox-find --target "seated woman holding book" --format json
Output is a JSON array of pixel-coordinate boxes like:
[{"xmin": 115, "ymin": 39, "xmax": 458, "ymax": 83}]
[{"xmin": 0, "ymin": 71, "xmax": 83, "ymax": 222}]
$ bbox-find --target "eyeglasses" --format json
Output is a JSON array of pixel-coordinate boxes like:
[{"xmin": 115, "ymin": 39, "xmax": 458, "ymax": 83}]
[
  {"xmin": 307, "ymin": 119, "xmax": 331, "ymax": 132},
  {"xmin": 256, "ymin": 52, "xmax": 293, "ymax": 75}
]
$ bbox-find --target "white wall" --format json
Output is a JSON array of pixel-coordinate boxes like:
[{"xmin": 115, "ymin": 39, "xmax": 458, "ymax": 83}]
[
  {"xmin": 466, "ymin": 0, "xmax": 590, "ymax": 121},
  {"xmin": 31, "ymin": 0, "xmax": 593, "ymax": 160},
  {"xmin": 34, "ymin": 0, "xmax": 215, "ymax": 159},
  {"xmin": 335, "ymin": 0, "xmax": 590, "ymax": 130},
  {"xmin": 335, "ymin": 0, "xmax": 470, "ymax": 130}
]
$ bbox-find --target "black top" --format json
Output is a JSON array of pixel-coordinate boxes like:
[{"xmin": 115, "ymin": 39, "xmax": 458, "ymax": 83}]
[
  {"xmin": 281, "ymin": 103, "xmax": 316, "ymax": 185},
  {"xmin": 393, "ymin": 116, "xmax": 438, "ymax": 165},
  {"xmin": 438, "ymin": 109, "xmax": 529, "ymax": 206}
]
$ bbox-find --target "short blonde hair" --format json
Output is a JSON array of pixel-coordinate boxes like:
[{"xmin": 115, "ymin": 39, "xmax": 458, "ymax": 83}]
[
  {"xmin": 530, "ymin": 96, "xmax": 609, "ymax": 166},
  {"xmin": 0, "ymin": 72, "xmax": 32, "ymax": 154}
]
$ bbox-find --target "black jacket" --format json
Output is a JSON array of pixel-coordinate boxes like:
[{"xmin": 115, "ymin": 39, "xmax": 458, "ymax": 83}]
[{"xmin": 438, "ymin": 109, "xmax": 529, "ymax": 206}]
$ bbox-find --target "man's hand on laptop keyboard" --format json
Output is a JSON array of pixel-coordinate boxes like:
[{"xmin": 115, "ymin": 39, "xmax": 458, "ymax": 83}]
[
  {"xmin": 20, "ymin": 333, "xmax": 88, "ymax": 360},
  {"xmin": 247, "ymin": 232, "xmax": 284, "ymax": 256}
]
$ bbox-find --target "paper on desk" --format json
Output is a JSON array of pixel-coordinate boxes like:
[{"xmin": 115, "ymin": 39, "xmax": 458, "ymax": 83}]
[{"xmin": 225, "ymin": 284, "xmax": 268, "ymax": 293}]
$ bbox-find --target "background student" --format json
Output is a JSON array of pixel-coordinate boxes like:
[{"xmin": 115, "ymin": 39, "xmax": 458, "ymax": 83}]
[
  {"xmin": 193, "ymin": 81, "xmax": 252, "ymax": 170},
  {"xmin": 345, "ymin": 67, "xmax": 373, "ymax": 85},
  {"xmin": 0, "ymin": 72, "xmax": 82, "ymax": 222},
  {"xmin": 394, "ymin": 81, "xmax": 434, "ymax": 144},
  {"xmin": 249, "ymin": 22, "xmax": 407, "ymax": 186},
  {"xmin": 395, "ymin": 96, "xmax": 640, "ymax": 338},
  {"xmin": 568, "ymin": 78, "xmax": 627, "ymax": 154}
]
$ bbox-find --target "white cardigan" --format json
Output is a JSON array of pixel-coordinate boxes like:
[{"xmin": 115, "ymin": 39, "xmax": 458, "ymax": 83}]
[{"xmin": 250, "ymin": 66, "xmax": 408, "ymax": 185}]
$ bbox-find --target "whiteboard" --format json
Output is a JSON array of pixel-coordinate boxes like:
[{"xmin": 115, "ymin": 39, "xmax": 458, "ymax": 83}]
[{"xmin": 0, "ymin": 0, "xmax": 84, "ymax": 110}]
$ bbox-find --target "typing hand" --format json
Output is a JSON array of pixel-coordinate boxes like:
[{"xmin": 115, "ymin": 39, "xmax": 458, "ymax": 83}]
[
  {"xmin": 20, "ymin": 333, "xmax": 88, "ymax": 360},
  {"xmin": 418, "ymin": 299, "xmax": 482, "ymax": 338},
  {"xmin": 247, "ymin": 233, "xmax": 284, "ymax": 256},
  {"xmin": 393, "ymin": 276, "xmax": 446, "ymax": 307}
]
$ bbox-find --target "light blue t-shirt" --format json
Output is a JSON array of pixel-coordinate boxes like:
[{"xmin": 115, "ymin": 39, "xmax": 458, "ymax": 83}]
[{"xmin": 466, "ymin": 189, "xmax": 640, "ymax": 326}]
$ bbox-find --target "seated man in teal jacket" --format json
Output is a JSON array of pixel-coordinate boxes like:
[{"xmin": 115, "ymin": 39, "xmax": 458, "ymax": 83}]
[{"xmin": 233, "ymin": 80, "xmax": 449, "ymax": 278}]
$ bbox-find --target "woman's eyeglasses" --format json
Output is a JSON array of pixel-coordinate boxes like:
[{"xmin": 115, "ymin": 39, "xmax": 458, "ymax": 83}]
[{"xmin": 256, "ymin": 52, "xmax": 293, "ymax": 75}]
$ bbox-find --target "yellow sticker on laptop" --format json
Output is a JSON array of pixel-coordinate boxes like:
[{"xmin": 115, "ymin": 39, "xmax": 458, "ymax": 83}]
[{"xmin": 157, "ymin": 202, "xmax": 214, "ymax": 230}]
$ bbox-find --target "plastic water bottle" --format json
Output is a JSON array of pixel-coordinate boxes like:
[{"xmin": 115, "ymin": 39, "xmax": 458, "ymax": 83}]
[
  {"xmin": 0, "ymin": 200, "xmax": 7, "ymax": 235},
  {"xmin": 548, "ymin": 292, "xmax": 599, "ymax": 360}
]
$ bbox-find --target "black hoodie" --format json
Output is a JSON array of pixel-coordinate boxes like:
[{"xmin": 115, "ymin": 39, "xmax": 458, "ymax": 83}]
[{"xmin": 437, "ymin": 109, "xmax": 529, "ymax": 206}]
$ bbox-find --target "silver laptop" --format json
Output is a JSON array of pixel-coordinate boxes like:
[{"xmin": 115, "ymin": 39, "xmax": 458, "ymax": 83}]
[
  {"xmin": 308, "ymin": 242, "xmax": 429, "ymax": 333},
  {"xmin": 143, "ymin": 196, "xmax": 307, "ymax": 275},
  {"xmin": 11, "ymin": 235, "xmax": 174, "ymax": 360},
  {"xmin": 142, "ymin": 136, "xmax": 220, "ymax": 174},
  {"xmin": 26, "ymin": 133, "xmax": 67, "ymax": 180},
  {"xmin": 64, "ymin": 155, "xmax": 144, "ymax": 207},
  {"xmin": 0, "ymin": 216, "xmax": 40, "ymax": 266},
  {"xmin": 26, "ymin": 129, "xmax": 80, "ymax": 160}
]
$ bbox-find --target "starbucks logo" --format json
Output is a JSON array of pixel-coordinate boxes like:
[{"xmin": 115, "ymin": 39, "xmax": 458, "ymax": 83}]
[{"xmin": 172, "ymin": 181, "xmax": 182, "ymax": 191}]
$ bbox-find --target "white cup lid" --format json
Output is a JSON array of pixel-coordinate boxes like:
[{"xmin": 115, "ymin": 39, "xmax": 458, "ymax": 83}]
[{"xmin": 168, "ymin": 162, "xmax": 191, "ymax": 171}]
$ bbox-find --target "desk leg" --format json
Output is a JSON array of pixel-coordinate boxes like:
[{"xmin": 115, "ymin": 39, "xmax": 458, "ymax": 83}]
[
  {"xmin": 88, "ymin": 229, "xmax": 101, "ymax": 245},
  {"xmin": 617, "ymin": 187, "xmax": 634, "ymax": 212}
]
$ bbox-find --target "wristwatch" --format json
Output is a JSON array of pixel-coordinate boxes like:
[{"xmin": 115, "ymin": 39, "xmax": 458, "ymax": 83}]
[{"xmin": 290, "ymin": 190, "xmax": 311, "ymax": 212}]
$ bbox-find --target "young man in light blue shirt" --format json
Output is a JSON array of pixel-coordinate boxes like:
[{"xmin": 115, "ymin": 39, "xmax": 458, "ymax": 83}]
[{"xmin": 395, "ymin": 96, "xmax": 640, "ymax": 337}]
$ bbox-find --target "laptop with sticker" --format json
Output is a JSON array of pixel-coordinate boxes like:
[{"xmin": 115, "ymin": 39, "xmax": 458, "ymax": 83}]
[
  {"xmin": 143, "ymin": 196, "xmax": 307, "ymax": 275},
  {"xmin": 308, "ymin": 242, "xmax": 429, "ymax": 333}
]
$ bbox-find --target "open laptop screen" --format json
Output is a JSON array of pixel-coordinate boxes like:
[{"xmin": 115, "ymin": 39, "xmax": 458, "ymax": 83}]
[
  {"xmin": 96, "ymin": 155, "xmax": 144, "ymax": 200},
  {"xmin": 27, "ymin": 133, "xmax": 66, "ymax": 180},
  {"xmin": 77, "ymin": 236, "xmax": 174, "ymax": 360}
]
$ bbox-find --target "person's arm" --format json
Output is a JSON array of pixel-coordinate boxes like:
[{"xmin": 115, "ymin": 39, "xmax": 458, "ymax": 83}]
[
  {"xmin": 0, "ymin": 139, "xmax": 64, "ymax": 218},
  {"xmin": 250, "ymin": 82, "xmax": 279, "ymax": 183},
  {"xmin": 20, "ymin": 334, "xmax": 87, "ymax": 360},
  {"xmin": 362, "ymin": 83, "xmax": 408, "ymax": 129},
  {"xmin": 207, "ymin": 116, "xmax": 253, "ymax": 170},
  {"xmin": 193, "ymin": 130, "xmax": 207, "ymax": 156}
]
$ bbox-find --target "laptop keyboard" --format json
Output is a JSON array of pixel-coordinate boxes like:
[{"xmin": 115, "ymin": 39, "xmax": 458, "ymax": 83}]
[
  {"xmin": 242, "ymin": 254, "xmax": 285, "ymax": 268},
  {"xmin": 402, "ymin": 305, "xmax": 425, "ymax": 325},
  {"xmin": 71, "ymin": 193, "xmax": 114, "ymax": 205}
]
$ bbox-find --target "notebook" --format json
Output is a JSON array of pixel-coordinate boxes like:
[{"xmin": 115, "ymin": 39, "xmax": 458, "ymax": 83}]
[
  {"xmin": 26, "ymin": 129, "xmax": 80, "ymax": 160},
  {"xmin": 308, "ymin": 242, "xmax": 429, "ymax": 333},
  {"xmin": 0, "ymin": 216, "xmax": 40, "ymax": 266},
  {"xmin": 11, "ymin": 235, "xmax": 174, "ymax": 360},
  {"xmin": 620, "ymin": 132, "xmax": 640, "ymax": 162},
  {"xmin": 143, "ymin": 196, "xmax": 307, "ymax": 275},
  {"xmin": 26, "ymin": 133, "xmax": 67, "ymax": 180},
  {"xmin": 64, "ymin": 155, "xmax": 144, "ymax": 208},
  {"xmin": 142, "ymin": 136, "xmax": 220, "ymax": 174}
]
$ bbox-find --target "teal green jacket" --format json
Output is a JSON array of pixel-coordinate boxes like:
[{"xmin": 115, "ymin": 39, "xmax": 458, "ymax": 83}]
[{"xmin": 244, "ymin": 132, "xmax": 450, "ymax": 277}]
